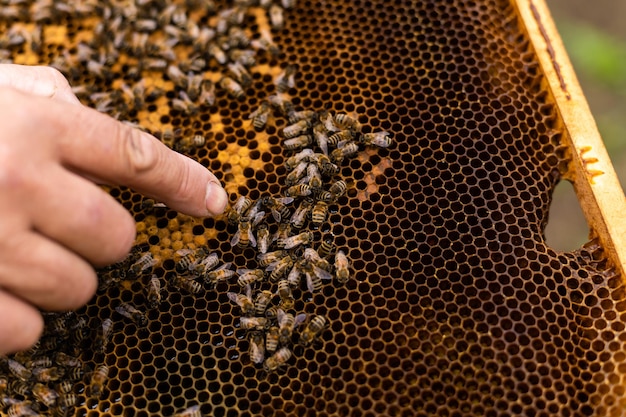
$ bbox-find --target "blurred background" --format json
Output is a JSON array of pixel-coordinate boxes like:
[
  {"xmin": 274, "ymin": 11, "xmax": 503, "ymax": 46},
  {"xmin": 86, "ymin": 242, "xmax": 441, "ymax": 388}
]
[{"xmin": 542, "ymin": 0, "xmax": 626, "ymax": 251}]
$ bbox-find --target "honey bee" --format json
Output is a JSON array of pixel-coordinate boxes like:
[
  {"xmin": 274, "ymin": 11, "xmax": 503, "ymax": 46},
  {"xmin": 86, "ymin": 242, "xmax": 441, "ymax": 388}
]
[
  {"xmin": 129, "ymin": 252, "xmax": 157, "ymax": 276},
  {"xmin": 273, "ymin": 223, "xmax": 292, "ymax": 249},
  {"xmin": 265, "ymin": 326, "xmax": 280, "ymax": 354},
  {"xmin": 203, "ymin": 263, "xmax": 236, "ymax": 285},
  {"xmin": 315, "ymin": 154, "xmax": 339, "ymax": 177},
  {"xmin": 286, "ymin": 260, "xmax": 305, "ymax": 287},
  {"xmin": 65, "ymin": 365, "xmax": 85, "ymax": 382},
  {"xmin": 277, "ymin": 279, "xmax": 294, "ymax": 309},
  {"xmin": 25, "ymin": 356, "xmax": 52, "ymax": 369},
  {"xmin": 303, "ymin": 262, "xmax": 333, "ymax": 292},
  {"xmin": 267, "ymin": 94, "xmax": 294, "ymax": 118},
  {"xmin": 328, "ymin": 130, "xmax": 355, "ymax": 148},
  {"xmin": 248, "ymin": 331, "xmax": 265, "ymax": 365},
  {"xmin": 254, "ymin": 290, "xmax": 274, "ymax": 316},
  {"xmin": 230, "ymin": 49, "xmax": 256, "ymax": 67},
  {"xmin": 285, "ymin": 161, "xmax": 308, "ymax": 186},
  {"xmin": 303, "ymin": 247, "xmax": 332, "ymax": 271},
  {"xmin": 248, "ymin": 101, "xmax": 271, "ymax": 131},
  {"xmin": 228, "ymin": 196, "xmax": 254, "ymax": 225},
  {"xmin": 263, "ymin": 347, "xmax": 292, "ymax": 372},
  {"xmin": 193, "ymin": 252, "xmax": 220, "ymax": 276},
  {"xmin": 333, "ymin": 113, "xmax": 362, "ymax": 132},
  {"xmin": 172, "ymin": 91, "xmax": 199, "ymax": 115},
  {"xmin": 8, "ymin": 380, "xmax": 30, "ymax": 396},
  {"xmin": 283, "ymin": 231, "xmax": 314, "ymax": 250},
  {"xmin": 6, "ymin": 401, "xmax": 38, "ymax": 417},
  {"xmin": 58, "ymin": 392, "xmax": 77, "ymax": 408},
  {"xmin": 228, "ymin": 26, "xmax": 250, "ymax": 48},
  {"xmin": 310, "ymin": 200, "xmax": 328, "ymax": 227},
  {"xmin": 237, "ymin": 269, "xmax": 265, "ymax": 287},
  {"xmin": 256, "ymin": 223, "xmax": 271, "ymax": 254},
  {"xmin": 199, "ymin": 79, "xmax": 216, "ymax": 106},
  {"xmin": 262, "ymin": 196, "xmax": 294, "ymax": 222},
  {"xmin": 146, "ymin": 275, "xmax": 162, "ymax": 309},
  {"xmin": 285, "ymin": 148, "xmax": 314, "ymax": 170},
  {"xmin": 251, "ymin": 28, "xmax": 280, "ymax": 56},
  {"xmin": 32, "ymin": 383, "xmax": 58, "ymax": 407},
  {"xmin": 56, "ymin": 381, "xmax": 73, "ymax": 395},
  {"xmin": 115, "ymin": 303, "xmax": 147, "ymax": 327},
  {"xmin": 307, "ymin": 163, "xmax": 323, "ymax": 189},
  {"xmin": 231, "ymin": 220, "xmax": 257, "ymax": 249},
  {"xmin": 257, "ymin": 250, "xmax": 287, "ymax": 268},
  {"xmin": 89, "ymin": 365, "xmax": 109, "ymax": 398},
  {"xmin": 360, "ymin": 131, "xmax": 393, "ymax": 148},
  {"xmin": 227, "ymin": 287, "xmax": 255, "ymax": 315},
  {"xmin": 275, "ymin": 64, "xmax": 296, "ymax": 92},
  {"xmin": 174, "ymin": 405, "xmax": 202, "ymax": 417},
  {"xmin": 314, "ymin": 189, "xmax": 333, "ymax": 202},
  {"xmin": 175, "ymin": 248, "xmax": 202, "ymax": 272},
  {"xmin": 335, "ymin": 250, "xmax": 350, "ymax": 284},
  {"xmin": 283, "ymin": 119, "xmax": 312, "ymax": 139},
  {"xmin": 6, "ymin": 359, "xmax": 31, "ymax": 381},
  {"xmin": 277, "ymin": 309, "xmax": 306, "ymax": 345},
  {"xmin": 267, "ymin": 255, "xmax": 294, "ymax": 282},
  {"xmin": 289, "ymin": 198, "xmax": 314, "ymax": 229},
  {"xmin": 54, "ymin": 352, "xmax": 81, "ymax": 368},
  {"xmin": 299, "ymin": 315, "xmax": 327, "ymax": 346},
  {"xmin": 166, "ymin": 64, "xmax": 187, "ymax": 89},
  {"xmin": 186, "ymin": 73, "xmax": 204, "ymax": 101},
  {"xmin": 94, "ymin": 318, "xmax": 113, "ymax": 353},
  {"xmin": 285, "ymin": 184, "xmax": 312, "ymax": 198},
  {"xmin": 140, "ymin": 198, "xmax": 167, "ymax": 211},
  {"xmin": 268, "ymin": 4, "xmax": 284, "ymax": 29},
  {"xmin": 265, "ymin": 305, "xmax": 280, "ymax": 320},
  {"xmin": 313, "ymin": 123, "xmax": 330, "ymax": 155},
  {"xmin": 329, "ymin": 179, "xmax": 347, "ymax": 199},
  {"xmin": 173, "ymin": 275, "xmax": 203, "ymax": 294},
  {"xmin": 32, "ymin": 366, "xmax": 64, "ymax": 383},
  {"xmin": 220, "ymin": 76, "xmax": 244, "ymax": 99},
  {"xmin": 239, "ymin": 317, "xmax": 269, "ymax": 331},
  {"xmin": 330, "ymin": 141, "xmax": 359, "ymax": 164},
  {"xmin": 227, "ymin": 62, "xmax": 252, "ymax": 87}
]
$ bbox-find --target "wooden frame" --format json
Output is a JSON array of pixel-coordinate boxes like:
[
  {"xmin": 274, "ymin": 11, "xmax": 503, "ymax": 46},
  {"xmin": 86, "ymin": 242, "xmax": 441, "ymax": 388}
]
[{"xmin": 515, "ymin": 0, "xmax": 626, "ymax": 276}]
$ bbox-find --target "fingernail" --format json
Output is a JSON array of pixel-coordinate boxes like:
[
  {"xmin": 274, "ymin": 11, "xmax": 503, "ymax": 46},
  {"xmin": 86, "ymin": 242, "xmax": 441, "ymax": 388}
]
[{"xmin": 206, "ymin": 180, "xmax": 228, "ymax": 216}]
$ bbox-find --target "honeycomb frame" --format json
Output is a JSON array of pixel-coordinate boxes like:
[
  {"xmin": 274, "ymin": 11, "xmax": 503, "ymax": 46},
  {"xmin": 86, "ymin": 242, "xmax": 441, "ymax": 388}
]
[{"xmin": 0, "ymin": 0, "xmax": 625, "ymax": 416}]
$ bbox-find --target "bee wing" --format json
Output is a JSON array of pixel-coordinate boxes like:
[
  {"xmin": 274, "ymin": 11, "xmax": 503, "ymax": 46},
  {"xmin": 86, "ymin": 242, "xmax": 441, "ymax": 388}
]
[
  {"xmin": 270, "ymin": 208, "xmax": 282, "ymax": 223},
  {"xmin": 226, "ymin": 292, "xmax": 240, "ymax": 304},
  {"xmin": 249, "ymin": 229, "xmax": 257, "ymax": 248},
  {"xmin": 305, "ymin": 273, "xmax": 316, "ymax": 293},
  {"xmin": 265, "ymin": 260, "xmax": 280, "ymax": 272},
  {"xmin": 276, "ymin": 308, "xmax": 286, "ymax": 324},
  {"xmin": 230, "ymin": 229, "xmax": 241, "ymax": 247},
  {"xmin": 244, "ymin": 284, "xmax": 252, "ymax": 299},
  {"xmin": 216, "ymin": 262, "xmax": 233, "ymax": 271},
  {"xmin": 313, "ymin": 265, "xmax": 333, "ymax": 281},
  {"xmin": 250, "ymin": 211, "xmax": 266, "ymax": 227},
  {"xmin": 294, "ymin": 313, "xmax": 307, "ymax": 328},
  {"xmin": 237, "ymin": 268, "xmax": 254, "ymax": 275},
  {"xmin": 315, "ymin": 130, "xmax": 329, "ymax": 156},
  {"xmin": 276, "ymin": 197, "xmax": 294, "ymax": 205}
]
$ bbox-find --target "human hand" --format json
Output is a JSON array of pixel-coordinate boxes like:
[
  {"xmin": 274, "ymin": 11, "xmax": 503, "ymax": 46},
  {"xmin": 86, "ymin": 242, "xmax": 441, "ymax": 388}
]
[{"xmin": 0, "ymin": 64, "xmax": 228, "ymax": 354}]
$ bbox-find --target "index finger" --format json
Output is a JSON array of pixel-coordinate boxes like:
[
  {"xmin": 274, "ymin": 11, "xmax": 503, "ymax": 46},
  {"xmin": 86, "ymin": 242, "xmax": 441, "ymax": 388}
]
[{"xmin": 13, "ymin": 89, "xmax": 228, "ymax": 217}]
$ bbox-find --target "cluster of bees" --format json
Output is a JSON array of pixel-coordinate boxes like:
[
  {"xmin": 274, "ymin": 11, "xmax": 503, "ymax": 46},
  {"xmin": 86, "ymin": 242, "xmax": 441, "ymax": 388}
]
[
  {"xmin": 221, "ymin": 96, "xmax": 392, "ymax": 371},
  {"xmin": 0, "ymin": 311, "xmax": 106, "ymax": 417},
  {"xmin": 0, "ymin": 0, "xmax": 390, "ymax": 415}
]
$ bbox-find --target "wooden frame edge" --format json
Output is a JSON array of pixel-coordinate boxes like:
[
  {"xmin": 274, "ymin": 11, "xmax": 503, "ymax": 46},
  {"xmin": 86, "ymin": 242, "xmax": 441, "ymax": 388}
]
[{"xmin": 513, "ymin": 0, "xmax": 626, "ymax": 276}]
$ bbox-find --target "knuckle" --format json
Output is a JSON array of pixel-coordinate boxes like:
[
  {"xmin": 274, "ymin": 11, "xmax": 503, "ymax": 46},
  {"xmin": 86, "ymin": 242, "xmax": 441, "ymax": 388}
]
[
  {"xmin": 41, "ymin": 66, "xmax": 70, "ymax": 88},
  {"xmin": 119, "ymin": 125, "xmax": 160, "ymax": 176},
  {"xmin": 63, "ymin": 268, "xmax": 98, "ymax": 310}
]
